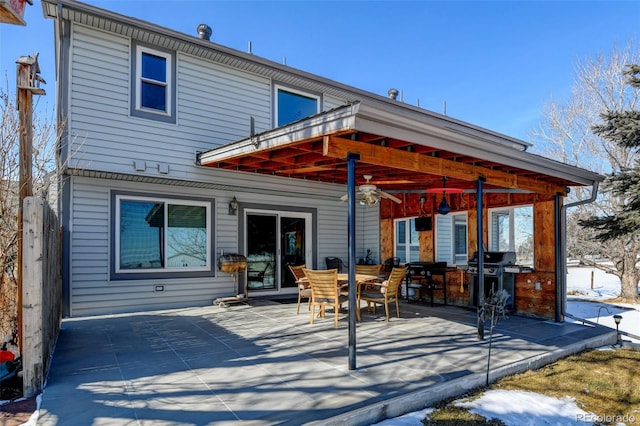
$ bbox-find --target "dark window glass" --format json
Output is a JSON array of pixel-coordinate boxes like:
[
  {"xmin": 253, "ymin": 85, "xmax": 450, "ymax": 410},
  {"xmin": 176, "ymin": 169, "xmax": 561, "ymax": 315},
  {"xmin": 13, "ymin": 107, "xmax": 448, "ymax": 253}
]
[
  {"xmin": 141, "ymin": 52, "xmax": 166, "ymax": 82},
  {"xmin": 120, "ymin": 200, "xmax": 164, "ymax": 269},
  {"xmin": 454, "ymin": 223, "xmax": 467, "ymax": 255},
  {"xmin": 140, "ymin": 52, "xmax": 167, "ymax": 112},
  {"xmin": 141, "ymin": 81, "xmax": 166, "ymax": 111},
  {"xmin": 277, "ymin": 89, "xmax": 317, "ymax": 126}
]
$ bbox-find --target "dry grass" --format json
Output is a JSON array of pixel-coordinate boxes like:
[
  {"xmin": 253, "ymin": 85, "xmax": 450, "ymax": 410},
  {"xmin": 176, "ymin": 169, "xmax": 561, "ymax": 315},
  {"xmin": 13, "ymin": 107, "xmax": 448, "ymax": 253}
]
[{"xmin": 425, "ymin": 348, "xmax": 640, "ymax": 425}]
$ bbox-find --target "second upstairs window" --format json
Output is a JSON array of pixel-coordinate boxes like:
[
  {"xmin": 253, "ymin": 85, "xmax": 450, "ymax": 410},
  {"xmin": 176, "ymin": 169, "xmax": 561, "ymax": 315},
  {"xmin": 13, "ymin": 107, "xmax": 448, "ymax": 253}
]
[{"xmin": 275, "ymin": 86, "xmax": 319, "ymax": 127}]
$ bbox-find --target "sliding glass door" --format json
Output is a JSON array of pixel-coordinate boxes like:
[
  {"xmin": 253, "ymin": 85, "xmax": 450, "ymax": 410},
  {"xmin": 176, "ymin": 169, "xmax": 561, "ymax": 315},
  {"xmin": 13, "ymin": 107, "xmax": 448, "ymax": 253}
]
[{"xmin": 245, "ymin": 210, "xmax": 312, "ymax": 294}]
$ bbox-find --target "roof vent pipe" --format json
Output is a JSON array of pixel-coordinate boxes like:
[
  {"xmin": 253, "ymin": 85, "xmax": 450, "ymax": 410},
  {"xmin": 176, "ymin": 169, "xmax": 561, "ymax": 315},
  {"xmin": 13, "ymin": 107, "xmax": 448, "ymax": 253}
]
[
  {"xmin": 197, "ymin": 24, "xmax": 212, "ymax": 40},
  {"xmin": 388, "ymin": 88, "xmax": 399, "ymax": 100}
]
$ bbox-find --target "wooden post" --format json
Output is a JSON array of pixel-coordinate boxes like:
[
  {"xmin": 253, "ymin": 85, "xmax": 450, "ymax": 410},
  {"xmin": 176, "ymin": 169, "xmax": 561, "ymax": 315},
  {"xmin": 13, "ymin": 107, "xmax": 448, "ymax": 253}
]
[
  {"xmin": 16, "ymin": 54, "xmax": 46, "ymax": 352},
  {"xmin": 22, "ymin": 197, "xmax": 44, "ymax": 398}
]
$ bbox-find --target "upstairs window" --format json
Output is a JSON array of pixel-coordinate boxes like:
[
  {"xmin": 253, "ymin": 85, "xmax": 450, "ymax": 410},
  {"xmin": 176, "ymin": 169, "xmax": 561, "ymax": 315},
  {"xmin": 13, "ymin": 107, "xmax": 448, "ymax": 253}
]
[
  {"xmin": 131, "ymin": 43, "xmax": 176, "ymax": 123},
  {"xmin": 275, "ymin": 86, "xmax": 319, "ymax": 126}
]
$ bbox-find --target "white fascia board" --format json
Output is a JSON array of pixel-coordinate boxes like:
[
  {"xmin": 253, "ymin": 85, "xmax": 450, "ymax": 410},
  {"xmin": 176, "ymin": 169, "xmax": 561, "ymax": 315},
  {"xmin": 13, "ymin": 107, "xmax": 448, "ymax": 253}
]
[
  {"xmin": 198, "ymin": 103, "xmax": 359, "ymax": 164},
  {"xmin": 353, "ymin": 102, "xmax": 604, "ymax": 186}
]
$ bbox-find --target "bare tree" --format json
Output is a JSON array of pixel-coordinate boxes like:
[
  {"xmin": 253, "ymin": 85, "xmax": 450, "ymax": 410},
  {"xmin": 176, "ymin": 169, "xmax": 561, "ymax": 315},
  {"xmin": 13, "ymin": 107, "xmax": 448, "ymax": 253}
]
[
  {"xmin": 0, "ymin": 82, "xmax": 59, "ymax": 343},
  {"xmin": 532, "ymin": 40, "xmax": 640, "ymax": 301}
]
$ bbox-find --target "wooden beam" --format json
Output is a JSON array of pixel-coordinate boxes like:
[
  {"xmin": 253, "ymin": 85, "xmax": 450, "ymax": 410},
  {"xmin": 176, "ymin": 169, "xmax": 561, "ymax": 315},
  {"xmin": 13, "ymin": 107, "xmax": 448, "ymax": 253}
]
[
  {"xmin": 274, "ymin": 165, "xmax": 339, "ymax": 174},
  {"xmin": 323, "ymin": 136, "xmax": 566, "ymax": 195}
]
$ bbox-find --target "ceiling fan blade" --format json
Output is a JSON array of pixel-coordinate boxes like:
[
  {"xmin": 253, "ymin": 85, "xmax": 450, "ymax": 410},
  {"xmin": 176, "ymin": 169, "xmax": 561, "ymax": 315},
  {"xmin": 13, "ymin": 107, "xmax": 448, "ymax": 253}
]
[{"xmin": 377, "ymin": 190, "xmax": 402, "ymax": 204}]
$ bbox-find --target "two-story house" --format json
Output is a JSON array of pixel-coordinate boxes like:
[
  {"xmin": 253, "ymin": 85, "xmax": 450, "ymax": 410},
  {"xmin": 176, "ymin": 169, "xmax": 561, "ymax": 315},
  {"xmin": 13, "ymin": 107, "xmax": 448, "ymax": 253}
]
[{"xmin": 42, "ymin": 0, "xmax": 603, "ymax": 319}]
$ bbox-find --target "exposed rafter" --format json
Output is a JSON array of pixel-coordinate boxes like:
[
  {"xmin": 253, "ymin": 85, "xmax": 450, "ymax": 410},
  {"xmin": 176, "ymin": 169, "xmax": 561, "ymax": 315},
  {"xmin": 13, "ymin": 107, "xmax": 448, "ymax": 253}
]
[{"xmin": 322, "ymin": 136, "xmax": 567, "ymax": 196}]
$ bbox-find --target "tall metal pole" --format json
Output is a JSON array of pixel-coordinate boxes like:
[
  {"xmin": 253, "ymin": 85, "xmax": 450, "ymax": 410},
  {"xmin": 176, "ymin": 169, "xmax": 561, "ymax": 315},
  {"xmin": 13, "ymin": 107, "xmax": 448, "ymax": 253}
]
[
  {"xmin": 476, "ymin": 177, "xmax": 485, "ymax": 340},
  {"xmin": 347, "ymin": 152, "xmax": 360, "ymax": 370},
  {"xmin": 554, "ymin": 192, "xmax": 563, "ymax": 323}
]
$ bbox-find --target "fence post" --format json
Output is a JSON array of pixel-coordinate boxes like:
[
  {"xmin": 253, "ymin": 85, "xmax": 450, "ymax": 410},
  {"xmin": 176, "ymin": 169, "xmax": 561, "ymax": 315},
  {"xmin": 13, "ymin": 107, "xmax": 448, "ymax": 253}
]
[{"xmin": 22, "ymin": 197, "xmax": 44, "ymax": 398}]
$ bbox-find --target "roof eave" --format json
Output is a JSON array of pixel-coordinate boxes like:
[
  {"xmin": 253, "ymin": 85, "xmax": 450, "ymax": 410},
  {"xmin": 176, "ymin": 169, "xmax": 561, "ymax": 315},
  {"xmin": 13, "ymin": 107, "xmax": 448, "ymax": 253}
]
[{"xmin": 199, "ymin": 102, "xmax": 604, "ymax": 187}]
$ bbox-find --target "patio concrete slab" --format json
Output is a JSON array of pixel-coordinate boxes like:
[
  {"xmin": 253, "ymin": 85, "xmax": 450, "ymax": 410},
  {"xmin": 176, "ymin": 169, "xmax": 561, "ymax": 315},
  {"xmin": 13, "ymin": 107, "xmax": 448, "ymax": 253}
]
[{"xmin": 36, "ymin": 299, "xmax": 616, "ymax": 425}]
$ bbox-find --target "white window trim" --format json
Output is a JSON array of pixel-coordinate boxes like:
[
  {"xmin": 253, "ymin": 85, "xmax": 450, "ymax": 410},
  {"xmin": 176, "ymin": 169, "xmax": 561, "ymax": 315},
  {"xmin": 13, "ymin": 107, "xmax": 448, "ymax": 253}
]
[
  {"xmin": 394, "ymin": 217, "xmax": 420, "ymax": 263},
  {"xmin": 452, "ymin": 212, "xmax": 468, "ymax": 265},
  {"xmin": 274, "ymin": 84, "xmax": 320, "ymax": 126},
  {"xmin": 135, "ymin": 45, "xmax": 172, "ymax": 116},
  {"xmin": 488, "ymin": 205, "xmax": 534, "ymax": 266},
  {"xmin": 115, "ymin": 194, "xmax": 211, "ymax": 274},
  {"xmin": 435, "ymin": 212, "xmax": 468, "ymax": 266}
]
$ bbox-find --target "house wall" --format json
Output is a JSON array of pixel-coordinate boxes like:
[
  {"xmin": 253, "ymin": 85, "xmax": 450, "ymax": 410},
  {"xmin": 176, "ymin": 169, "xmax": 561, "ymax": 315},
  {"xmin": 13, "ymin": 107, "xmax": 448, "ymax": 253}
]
[
  {"xmin": 379, "ymin": 194, "xmax": 560, "ymax": 319},
  {"xmin": 68, "ymin": 23, "xmax": 273, "ymax": 176},
  {"xmin": 61, "ymin": 23, "xmax": 377, "ymax": 316},
  {"xmin": 68, "ymin": 174, "xmax": 371, "ymax": 316}
]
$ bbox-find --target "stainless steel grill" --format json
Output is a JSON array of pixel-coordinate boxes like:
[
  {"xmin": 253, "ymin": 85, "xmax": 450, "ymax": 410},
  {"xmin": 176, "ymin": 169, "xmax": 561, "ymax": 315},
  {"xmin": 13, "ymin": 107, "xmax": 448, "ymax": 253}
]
[{"xmin": 467, "ymin": 251, "xmax": 516, "ymax": 310}]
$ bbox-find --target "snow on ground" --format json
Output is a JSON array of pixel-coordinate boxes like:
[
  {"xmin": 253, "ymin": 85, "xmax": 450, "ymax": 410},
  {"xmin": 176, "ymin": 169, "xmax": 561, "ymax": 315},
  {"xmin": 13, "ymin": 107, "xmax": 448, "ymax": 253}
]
[
  {"xmin": 372, "ymin": 390, "xmax": 598, "ymax": 426},
  {"xmin": 457, "ymin": 390, "xmax": 592, "ymax": 426},
  {"xmin": 565, "ymin": 266, "xmax": 639, "ymax": 343},
  {"xmin": 373, "ymin": 266, "xmax": 639, "ymax": 426}
]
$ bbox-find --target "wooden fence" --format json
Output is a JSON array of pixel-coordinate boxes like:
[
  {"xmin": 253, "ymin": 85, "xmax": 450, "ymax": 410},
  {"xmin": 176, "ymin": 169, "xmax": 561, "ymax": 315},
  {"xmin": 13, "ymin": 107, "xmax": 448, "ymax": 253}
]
[{"xmin": 21, "ymin": 196, "xmax": 62, "ymax": 397}]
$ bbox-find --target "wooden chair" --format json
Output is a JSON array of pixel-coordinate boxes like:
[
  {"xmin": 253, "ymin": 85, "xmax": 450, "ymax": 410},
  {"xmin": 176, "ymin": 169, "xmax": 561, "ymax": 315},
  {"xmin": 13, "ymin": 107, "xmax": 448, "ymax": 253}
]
[
  {"xmin": 355, "ymin": 264, "xmax": 383, "ymax": 294},
  {"xmin": 355, "ymin": 264, "xmax": 382, "ymax": 278},
  {"xmin": 303, "ymin": 268, "xmax": 347, "ymax": 328},
  {"xmin": 288, "ymin": 264, "xmax": 310, "ymax": 315},
  {"xmin": 357, "ymin": 266, "xmax": 407, "ymax": 321}
]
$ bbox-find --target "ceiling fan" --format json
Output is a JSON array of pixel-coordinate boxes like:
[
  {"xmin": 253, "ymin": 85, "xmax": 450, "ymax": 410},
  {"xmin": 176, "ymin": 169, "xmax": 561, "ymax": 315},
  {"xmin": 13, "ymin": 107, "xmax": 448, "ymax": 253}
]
[{"xmin": 340, "ymin": 175, "xmax": 402, "ymax": 205}]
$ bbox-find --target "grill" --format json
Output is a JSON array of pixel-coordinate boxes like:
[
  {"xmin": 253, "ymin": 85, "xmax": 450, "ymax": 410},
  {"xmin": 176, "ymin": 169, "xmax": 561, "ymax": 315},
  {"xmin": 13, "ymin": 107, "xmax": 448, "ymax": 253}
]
[
  {"xmin": 467, "ymin": 251, "xmax": 516, "ymax": 310},
  {"xmin": 404, "ymin": 262, "xmax": 448, "ymax": 306}
]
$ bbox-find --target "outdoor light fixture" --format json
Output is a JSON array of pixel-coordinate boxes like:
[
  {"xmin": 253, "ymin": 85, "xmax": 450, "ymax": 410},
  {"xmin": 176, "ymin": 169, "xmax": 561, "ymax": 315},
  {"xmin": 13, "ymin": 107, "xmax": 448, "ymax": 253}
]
[
  {"xmin": 360, "ymin": 192, "xmax": 379, "ymax": 206},
  {"xmin": 438, "ymin": 177, "xmax": 450, "ymax": 215},
  {"xmin": 427, "ymin": 176, "xmax": 464, "ymax": 215},
  {"xmin": 613, "ymin": 314, "xmax": 622, "ymax": 345},
  {"xmin": 228, "ymin": 196, "xmax": 238, "ymax": 215},
  {"xmin": 425, "ymin": 177, "xmax": 464, "ymax": 215},
  {"xmin": 437, "ymin": 194, "xmax": 451, "ymax": 215}
]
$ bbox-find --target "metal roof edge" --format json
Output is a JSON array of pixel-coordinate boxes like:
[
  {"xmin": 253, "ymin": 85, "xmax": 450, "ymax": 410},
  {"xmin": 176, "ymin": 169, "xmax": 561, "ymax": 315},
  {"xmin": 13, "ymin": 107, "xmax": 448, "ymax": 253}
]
[
  {"xmin": 42, "ymin": 0, "xmax": 533, "ymax": 153},
  {"xmin": 200, "ymin": 101, "xmax": 603, "ymax": 186},
  {"xmin": 352, "ymin": 102, "xmax": 604, "ymax": 186},
  {"xmin": 198, "ymin": 103, "xmax": 360, "ymax": 164}
]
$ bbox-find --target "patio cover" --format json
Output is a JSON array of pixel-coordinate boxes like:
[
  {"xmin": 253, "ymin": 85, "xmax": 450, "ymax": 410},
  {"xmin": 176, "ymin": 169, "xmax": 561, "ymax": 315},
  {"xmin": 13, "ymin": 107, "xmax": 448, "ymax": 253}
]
[
  {"xmin": 197, "ymin": 100, "xmax": 604, "ymax": 196},
  {"xmin": 198, "ymin": 99, "xmax": 606, "ymax": 358}
]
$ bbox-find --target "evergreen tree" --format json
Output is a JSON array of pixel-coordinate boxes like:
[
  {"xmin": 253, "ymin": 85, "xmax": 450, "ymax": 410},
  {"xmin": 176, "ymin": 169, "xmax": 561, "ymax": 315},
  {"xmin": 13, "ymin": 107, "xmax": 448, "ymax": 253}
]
[
  {"xmin": 580, "ymin": 65, "xmax": 640, "ymax": 240},
  {"xmin": 578, "ymin": 64, "xmax": 640, "ymax": 300}
]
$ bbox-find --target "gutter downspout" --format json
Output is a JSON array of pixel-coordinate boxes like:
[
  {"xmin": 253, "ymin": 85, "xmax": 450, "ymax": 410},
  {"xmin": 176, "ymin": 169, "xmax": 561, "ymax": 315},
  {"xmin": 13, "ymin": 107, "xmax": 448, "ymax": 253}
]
[{"xmin": 557, "ymin": 181, "xmax": 600, "ymax": 322}]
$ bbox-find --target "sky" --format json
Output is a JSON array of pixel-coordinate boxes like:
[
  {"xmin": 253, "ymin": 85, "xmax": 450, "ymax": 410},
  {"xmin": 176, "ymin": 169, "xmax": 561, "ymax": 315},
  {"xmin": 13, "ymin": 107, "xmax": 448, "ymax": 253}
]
[{"xmin": 1, "ymin": 0, "xmax": 638, "ymax": 146}]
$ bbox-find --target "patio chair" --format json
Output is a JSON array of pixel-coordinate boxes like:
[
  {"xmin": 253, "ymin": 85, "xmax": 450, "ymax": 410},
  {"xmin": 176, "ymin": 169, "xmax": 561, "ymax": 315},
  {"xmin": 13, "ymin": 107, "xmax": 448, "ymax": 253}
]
[
  {"xmin": 247, "ymin": 262, "xmax": 271, "ymax": 285},
  {"xmin": 355, "ymin": 263, "xmax": 382, "ymax": 276},
  {"xmin": 288, "ymin": 264, "xmax": 310, "ymax": 315},
  {"xmin": 355, "ymin": 264, "xmax": 383, "ymax": 291},
  {"xmin": 325, "ymin": 257, "xmax": 345, "ymax": 272},
  {"xmin": 303, "ymin": 268, "xmax": 347, "ymax": 328},
  {"xmin": 381, "ymin": 257, "xmax": 401, "ymax": 278},
  {"xmin": 357, "ymin": 266, "xmax": 407, "ymax": 321}
]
